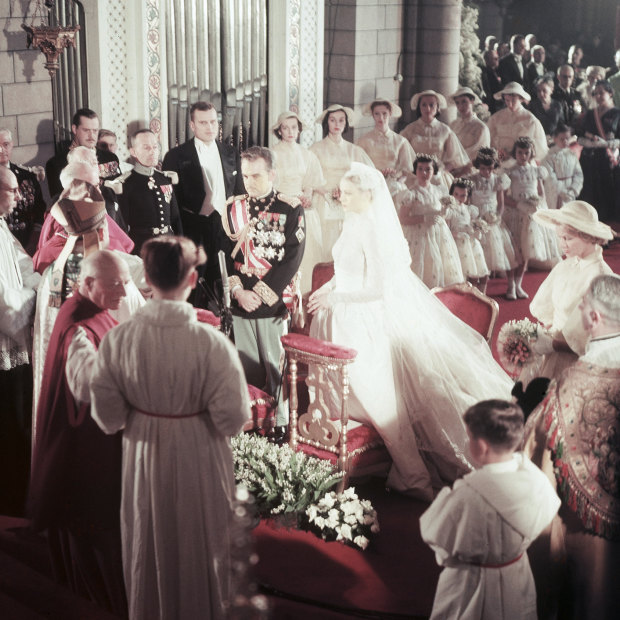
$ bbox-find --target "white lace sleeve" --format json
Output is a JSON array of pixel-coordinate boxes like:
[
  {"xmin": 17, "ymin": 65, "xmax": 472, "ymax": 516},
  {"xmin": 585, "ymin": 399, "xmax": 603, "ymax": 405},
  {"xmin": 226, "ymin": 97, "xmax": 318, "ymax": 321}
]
[{"xmin": 66, "ymin": 327, "xmax": 98, "ymax": 404}]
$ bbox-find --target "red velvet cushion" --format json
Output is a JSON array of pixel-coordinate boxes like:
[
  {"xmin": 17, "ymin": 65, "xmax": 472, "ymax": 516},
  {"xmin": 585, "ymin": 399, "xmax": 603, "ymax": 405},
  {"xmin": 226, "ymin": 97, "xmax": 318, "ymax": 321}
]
[
  {"xmin": 195, "ymin": 308, "xmax": 221, "ymax": 327},
  {"xmin": 434, "ymin": 291, "xmax": 492, "ymax": 338},
  {"xmin": 244, "ymin": 384, "xmax": 275, "ymax": 430},
  {"xmin": 281, "ymin": 333, "xmax": 358, "ymax": 360},
  {"xmin": 311, "ymin": 262, "xmax": 335, "ymax": 293},
  {"xmin": 297, "ymin": 424, "xmax": 390, "ymax": 470}
]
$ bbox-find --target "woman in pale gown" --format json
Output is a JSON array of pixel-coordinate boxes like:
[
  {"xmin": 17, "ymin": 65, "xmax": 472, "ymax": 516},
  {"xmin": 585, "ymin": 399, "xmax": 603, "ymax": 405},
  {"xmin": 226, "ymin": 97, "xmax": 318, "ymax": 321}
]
[
  {"xmin": 520, "ymin": 201, "xmax": 613, "ymax": 385},
  {"xmin": 91, "ymin": 236, "xmax": 250, "ymax": 620},
  {"xmin": 308, "ymin": 163, "xmax": 513, "ymax": 500},
  {"xmin": 487, "ymin": 82, "xmax": 548, "ymax": 163},
  {"xmin": 309, "ymin": 104, "xmax": 374, "ymax": 260},
  {"xmin": 400, "ymin": 89, "xmax": 470, "ymax": 190},
  {"xmin": 355, "ymin": 98, "xmax": 415, "ymax": 195},
  {"xmin": 272, "ymin": 111, "xmax": 325, "ymax": 294},
  {"xmin": 449, "ymin": 87, "xmax": 490, "ymax": 164}
]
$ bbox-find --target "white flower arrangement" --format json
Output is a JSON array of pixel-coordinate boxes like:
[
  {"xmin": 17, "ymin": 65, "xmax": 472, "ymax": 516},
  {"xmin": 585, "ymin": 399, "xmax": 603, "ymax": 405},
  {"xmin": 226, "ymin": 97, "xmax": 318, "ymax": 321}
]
[
  {"xmin": 231, "ymin": 435, "xmax": 380, "ymax": 550},
  {"xmin": 302, "ymin": 487, "xmax": 380, "ymax": 550},
  {"xmin": 496, "ymin": 318, "xmax": 542, "ymax": 378}
]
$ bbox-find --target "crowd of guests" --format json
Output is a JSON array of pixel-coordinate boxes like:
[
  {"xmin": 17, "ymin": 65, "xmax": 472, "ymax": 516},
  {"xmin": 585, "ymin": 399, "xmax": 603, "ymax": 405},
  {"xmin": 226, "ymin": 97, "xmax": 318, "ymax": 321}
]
[{"xmin": 0, "ymin": 28, "xmax": 619, "ymax": 620}]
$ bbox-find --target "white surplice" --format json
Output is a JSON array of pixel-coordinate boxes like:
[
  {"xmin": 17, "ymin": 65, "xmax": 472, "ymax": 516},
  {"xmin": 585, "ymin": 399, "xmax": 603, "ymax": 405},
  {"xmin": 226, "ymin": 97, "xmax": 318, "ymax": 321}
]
[
  {"xmin": 420, "ymin": 453, "xmax": 560, "ymax": 620},
  {"xmin": 91, "ymin": 299, "xmax": 250, "ymax": 620}
]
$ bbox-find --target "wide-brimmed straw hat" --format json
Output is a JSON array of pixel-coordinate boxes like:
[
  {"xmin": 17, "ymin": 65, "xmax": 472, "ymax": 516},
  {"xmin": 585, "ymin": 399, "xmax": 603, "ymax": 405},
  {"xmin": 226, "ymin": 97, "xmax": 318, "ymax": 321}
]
[
  {"xmin": 494, "ymin": 82, "xmax": 531, "ymax": 103},
  {"xmin": 533, "ymin": 200, "xmax": 614, "ymax": 241},
  {"xmin": 271, "ymin": 111, "xmax": 304, "ymax": 133},
  {"xmin": 410, "ymin": 90, "xmax": 448, "ymax": 111},
  {"xmin": 315, "ymin": 104, "xmax": 355, "ymax": 126},
  {"xmin": 361, "ymin": 98, "xmax": 403, "ymax": 118},
  {"xmin": 450, "ymin": 86, "xmax": 481, "ymax": 105}
]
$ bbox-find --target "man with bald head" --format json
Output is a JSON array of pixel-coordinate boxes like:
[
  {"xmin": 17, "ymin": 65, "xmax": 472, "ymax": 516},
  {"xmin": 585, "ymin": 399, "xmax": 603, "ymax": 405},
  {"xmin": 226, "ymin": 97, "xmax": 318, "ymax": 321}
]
[
  {"xmin": 0, "ymin": 166, "xmax": 41, "ymax": 515},
  {"xmin": 29, "ymin": 249, "xmax": 129, "ymax": 616}
]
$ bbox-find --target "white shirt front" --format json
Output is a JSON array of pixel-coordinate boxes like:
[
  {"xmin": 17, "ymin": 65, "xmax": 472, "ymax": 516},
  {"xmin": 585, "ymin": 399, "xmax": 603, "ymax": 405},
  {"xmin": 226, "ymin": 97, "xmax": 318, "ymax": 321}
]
[{"xmin": 194, "ymin": 138, "xmax": 226, "ymax": 216}]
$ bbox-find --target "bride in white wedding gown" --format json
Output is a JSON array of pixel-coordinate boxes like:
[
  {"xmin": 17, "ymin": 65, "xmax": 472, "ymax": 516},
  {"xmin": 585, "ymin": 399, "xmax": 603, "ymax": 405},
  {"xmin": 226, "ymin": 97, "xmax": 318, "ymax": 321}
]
[{"xmin": 308, "ymin": 163, "xmax": 513, "ymax": 500}]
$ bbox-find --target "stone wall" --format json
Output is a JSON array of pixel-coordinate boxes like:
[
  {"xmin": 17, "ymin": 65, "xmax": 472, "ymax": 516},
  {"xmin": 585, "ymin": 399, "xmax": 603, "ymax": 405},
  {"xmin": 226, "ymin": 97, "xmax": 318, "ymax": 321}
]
[
  {"xmin": 324, "ymin": 0, "xmax": 405, "ymax": 140},
  {"xmin": 0, "ymin": 3, "xmax": 55, "ymax": 174}
]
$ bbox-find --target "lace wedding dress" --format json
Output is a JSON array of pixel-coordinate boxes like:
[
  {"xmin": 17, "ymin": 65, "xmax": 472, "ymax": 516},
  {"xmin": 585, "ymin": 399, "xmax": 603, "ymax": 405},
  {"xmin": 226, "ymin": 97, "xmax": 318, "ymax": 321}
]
[{"xmin": 310, "ymin": 164, "xmax": 513, "ymax": 499}]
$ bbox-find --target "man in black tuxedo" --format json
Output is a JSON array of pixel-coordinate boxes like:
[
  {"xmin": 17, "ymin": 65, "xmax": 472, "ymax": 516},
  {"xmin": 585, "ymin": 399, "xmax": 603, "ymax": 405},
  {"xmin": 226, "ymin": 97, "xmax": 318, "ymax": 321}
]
[
  {"xmin": 482, "ymin": 50, "xmax": 503, "ymax": 114},
  {"xmin": 498, "ymin": 34, "xmax": 526, "ymax": 86},
  {"xmin": 162, "ymin": 101, "xmax": 244, "ymax": 296},
  {"xmin": 552, "ymin": 64, "xmax": 585, "ymax": 126},
  {"xmin": 45, "ymin": 108, "xmax": 120, "ymax": 198},
  {"xmin": 525, "ymin": 45, "xmax": 547, "ymax": 95}
]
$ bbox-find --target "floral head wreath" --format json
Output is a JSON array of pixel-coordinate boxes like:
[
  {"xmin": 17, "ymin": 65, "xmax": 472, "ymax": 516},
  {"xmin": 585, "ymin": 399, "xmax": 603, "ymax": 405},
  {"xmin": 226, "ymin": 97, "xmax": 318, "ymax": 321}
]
[
  {"xmin": 452, "ymin": 177, "xmax": 474, "ymax": 191},
  {"xmin": 415, "ymin": 153, "xmax": 439, "ymax": 165}
]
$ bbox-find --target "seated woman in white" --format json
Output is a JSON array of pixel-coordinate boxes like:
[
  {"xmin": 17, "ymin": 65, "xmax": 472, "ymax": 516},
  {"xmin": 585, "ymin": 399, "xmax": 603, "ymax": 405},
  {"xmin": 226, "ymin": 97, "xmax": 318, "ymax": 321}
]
[{"xmin": 308, "ymin": 163, "xmax": 513, "ymax": 500}]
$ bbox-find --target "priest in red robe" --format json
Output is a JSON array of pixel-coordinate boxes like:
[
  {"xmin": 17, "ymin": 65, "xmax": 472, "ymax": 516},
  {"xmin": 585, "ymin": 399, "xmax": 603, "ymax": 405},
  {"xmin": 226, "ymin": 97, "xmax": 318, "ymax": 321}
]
[{"xmin": 28, "ymin": 249, "xmax": 131, "ymax": 617}]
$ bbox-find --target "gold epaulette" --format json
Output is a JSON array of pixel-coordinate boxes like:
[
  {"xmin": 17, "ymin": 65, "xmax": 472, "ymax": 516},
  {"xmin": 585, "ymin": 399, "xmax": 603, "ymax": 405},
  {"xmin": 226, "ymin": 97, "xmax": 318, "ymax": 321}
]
[
  {"xmin": 276, "ymin": 193, "xmax": 302, "ymax": 208},
  {"xmin": 227, "ymin": 194, "xmax": 248, "ymax": 205},
  {"xmin": 161, "ymin": 170, "xmax": 179, "ymax": 184}
]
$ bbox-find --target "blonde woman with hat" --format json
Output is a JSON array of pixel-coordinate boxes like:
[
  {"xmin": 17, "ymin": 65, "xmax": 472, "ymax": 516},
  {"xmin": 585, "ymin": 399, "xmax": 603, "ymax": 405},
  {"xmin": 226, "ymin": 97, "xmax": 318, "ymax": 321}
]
[
  {"xmin": 487, "ymin": 82, "xmax": 548, "ymax": 162},
  {"xmin": 400, "ymin": 90, "xmax": 470, "ymax": 186},
  {"xmin": 272, "ymin": 111, "xmax": 325, "ymax": 294},
  {"xmin": 522, "ymin": 200, "xmax": 614, "ymax": 383},
  {"xmin": 449, "ymin": 87, "xmax": 491, "ymax": 163},
  {"xmin": 355, "ymin": 98, "xmax": 416, "ymax": 193},
  {"xmin": 310, "ymin": 104, "xmax": 374, "ymax": 259}
]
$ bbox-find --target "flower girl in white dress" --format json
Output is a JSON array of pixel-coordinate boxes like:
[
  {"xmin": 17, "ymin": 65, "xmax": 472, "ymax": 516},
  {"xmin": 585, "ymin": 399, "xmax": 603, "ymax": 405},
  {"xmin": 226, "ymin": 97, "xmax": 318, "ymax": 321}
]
[
  {"xmin": 469, "ymin": 147, "xmax": 520, "ymax": 298},
  {"xmin": 444, "ymin": 178, "xmax": 490, "ymax": 292},
  {"xmin": 395, "ymin": 154, "xmax": 464, "ymax": 288},
  {"xmin": 308, "ymin": 163, "xmax": 513, "ymax": 500}
]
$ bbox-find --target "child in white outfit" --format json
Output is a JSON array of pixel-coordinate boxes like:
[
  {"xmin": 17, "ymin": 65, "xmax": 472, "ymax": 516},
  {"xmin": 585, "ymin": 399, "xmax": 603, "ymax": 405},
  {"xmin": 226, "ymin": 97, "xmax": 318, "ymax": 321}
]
[
  {"xmin": 395, "ymin": 154, "xmax": 464, "ymax": 288},
  {"xmin": 445, "ymin": 177, "xmax": 489, "ymax": 292},
  {"xmin": 420, "ymin": 400, "xmax": 560, "ymax": 620},
  {"xmin": 504, "ymin": 137, "xmax": 561, "ymax": 299},
  {"xmin": 470, "ymin": 147, "xmax": 520, "ymax": 298},
  {"xmin": 542, "ymin": 123, "xmax": 584, "ymax": 210}
]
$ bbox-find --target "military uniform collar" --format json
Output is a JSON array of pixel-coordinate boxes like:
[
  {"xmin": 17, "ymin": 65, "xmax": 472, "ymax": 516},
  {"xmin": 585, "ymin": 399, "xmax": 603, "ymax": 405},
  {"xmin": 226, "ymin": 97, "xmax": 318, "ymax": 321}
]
[
  {"xmin": 133, "ymin": 162, "xmax": 155, "ymax": 176},
  {"xmin": 249, "ymin": 188, "xmax": 275, "ymax": 205}
]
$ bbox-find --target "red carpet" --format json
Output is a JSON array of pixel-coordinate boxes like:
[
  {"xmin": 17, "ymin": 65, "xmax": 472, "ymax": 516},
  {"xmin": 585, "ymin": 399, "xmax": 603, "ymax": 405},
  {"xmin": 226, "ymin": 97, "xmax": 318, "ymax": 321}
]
[{"xmin": 1, "ymin": 242, "xmax": 619, "ymax": 619}]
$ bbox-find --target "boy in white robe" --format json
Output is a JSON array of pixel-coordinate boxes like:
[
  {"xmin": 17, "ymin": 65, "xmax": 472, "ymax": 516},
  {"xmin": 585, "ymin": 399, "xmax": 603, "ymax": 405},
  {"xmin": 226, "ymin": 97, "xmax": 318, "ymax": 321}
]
[{"xmin": 420, "ymin": 399, "xmax": 560, "ymax": 620}]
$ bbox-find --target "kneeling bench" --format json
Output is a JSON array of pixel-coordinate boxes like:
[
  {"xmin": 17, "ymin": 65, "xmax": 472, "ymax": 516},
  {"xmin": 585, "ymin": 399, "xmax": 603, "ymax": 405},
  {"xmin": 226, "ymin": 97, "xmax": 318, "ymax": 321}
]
[{"xmin": 281, "ymin": 333, "xmax": 390, "ymax": 490}]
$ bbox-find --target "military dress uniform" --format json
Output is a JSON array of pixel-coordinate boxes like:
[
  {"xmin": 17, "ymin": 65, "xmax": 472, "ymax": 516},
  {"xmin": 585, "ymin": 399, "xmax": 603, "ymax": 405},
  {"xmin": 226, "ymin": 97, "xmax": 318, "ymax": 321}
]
[
  {"xmin": 6, "ymin": 162, "xmax": 46, "ymax": 252},
  {"xmin": 222, "ymin": 189, "xmax": 305, "ymax": 427},
  {"xmin": 112, "ymin": 163, "xmax": 183, "ymax": 254}
]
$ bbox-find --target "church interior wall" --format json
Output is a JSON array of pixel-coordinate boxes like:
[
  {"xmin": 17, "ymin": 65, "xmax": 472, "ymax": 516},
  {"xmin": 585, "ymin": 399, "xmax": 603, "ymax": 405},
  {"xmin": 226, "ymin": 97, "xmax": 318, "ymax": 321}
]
[{"xmin": 0, "ymin": 1, "xmax": 55, "ymax": 179}]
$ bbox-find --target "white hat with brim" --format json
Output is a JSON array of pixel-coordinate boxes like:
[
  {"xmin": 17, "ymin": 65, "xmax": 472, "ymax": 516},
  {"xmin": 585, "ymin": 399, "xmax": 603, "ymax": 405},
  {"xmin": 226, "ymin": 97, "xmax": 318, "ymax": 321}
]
[
  {"xmin": 533, "ymin": 200, "xmax": 614, "ymax": 241},
  {"xmin": 315, "ymin": 104, "xmax": 355, "ymax": 126},
  {"xmin": 271, "ymin": 111, "xmax": 304, "ymax": 133},
  {"xmin": 493, "ymin": 82, "xmax": 531, "ymax": 103},
  {"xmin": 410, "ymin": 90, "xmax": 448, "ymax": 111},
  {"xmin": 361, "ymin": 99, "xmax": 403, "ymax": 118},
  {"xmin": 450, "ymin": 87, "xmax": 482, "ymax": 106}
]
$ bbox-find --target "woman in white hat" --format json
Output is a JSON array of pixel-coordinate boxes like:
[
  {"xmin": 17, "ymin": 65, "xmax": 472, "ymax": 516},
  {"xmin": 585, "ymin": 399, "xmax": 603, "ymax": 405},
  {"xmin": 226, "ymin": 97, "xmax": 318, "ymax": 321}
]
[
  {"xmin": 271, "ymin": 111, "xmax": 325, "ymax": 294},
  {"xmin": 487, "ymin": 82, "xmax": 548, "ymax": 162},
  {"xmin": 449, "ymin": 87, "xmax": 491, "ymax": 163},
  {"xmin": 522, "ymin": 200, "xmax": 614, "ymax": 383},
  {"xmin": 399, "ymin": 89, "xmax": 470, "ymax": 186},
  {"xmin": 355, "ymin": 98, "xmax": 416, "ymax": 192},
  {"xmin": 310, "ymin": 104, "xmax": 374, "ymax": 259}
]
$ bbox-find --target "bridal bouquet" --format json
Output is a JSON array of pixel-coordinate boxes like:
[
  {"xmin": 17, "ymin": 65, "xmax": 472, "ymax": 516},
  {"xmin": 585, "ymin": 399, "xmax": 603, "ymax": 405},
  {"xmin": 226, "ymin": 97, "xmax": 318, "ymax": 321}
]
[
  {"xmin": 496, "ymin": 318, "xmax": 540, "ymax": 378},
  {"xmin": 301, "ymin": 487, "xmax": 380, "ymax": 550}
]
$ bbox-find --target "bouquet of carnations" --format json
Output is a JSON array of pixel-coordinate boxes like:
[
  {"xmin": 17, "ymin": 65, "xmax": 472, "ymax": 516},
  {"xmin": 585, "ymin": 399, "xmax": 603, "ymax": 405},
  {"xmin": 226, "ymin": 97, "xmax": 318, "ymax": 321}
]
[
  {"xmin": 496, "ymin": 317, "xmax": 540, "ymax": 378},
  {"xmin": 302, "ymin": 487, "xmax": 380, "ymax": 550}
]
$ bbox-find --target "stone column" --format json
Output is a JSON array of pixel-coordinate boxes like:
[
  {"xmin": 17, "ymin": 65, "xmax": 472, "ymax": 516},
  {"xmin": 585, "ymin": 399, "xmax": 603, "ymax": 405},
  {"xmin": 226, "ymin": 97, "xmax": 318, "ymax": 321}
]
[{"xmin": 400, "ymin": 0, "xmax": 462, "ymax": 127}]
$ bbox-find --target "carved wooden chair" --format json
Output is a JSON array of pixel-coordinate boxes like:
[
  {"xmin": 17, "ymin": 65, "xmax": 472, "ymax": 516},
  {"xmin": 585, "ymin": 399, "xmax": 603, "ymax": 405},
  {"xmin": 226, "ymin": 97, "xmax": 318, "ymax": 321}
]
[
  {"xmin": 430, "ymin": 281, "xmax": 499, "ymax": 344},
  {"xmin": 281, "ymin": 332, "xmax": 390, "ymax": 491}
]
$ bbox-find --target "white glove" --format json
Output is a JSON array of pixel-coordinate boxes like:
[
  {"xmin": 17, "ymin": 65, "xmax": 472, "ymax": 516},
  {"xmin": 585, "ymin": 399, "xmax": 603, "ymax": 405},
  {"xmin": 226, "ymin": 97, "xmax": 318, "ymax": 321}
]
[
  {"xmin": 531, "ymin": 330, "xmax": 554, "ymax": 355},
  {"xmin": 607, "ymin": 139, "xmax": 620, "ymax": 150}
]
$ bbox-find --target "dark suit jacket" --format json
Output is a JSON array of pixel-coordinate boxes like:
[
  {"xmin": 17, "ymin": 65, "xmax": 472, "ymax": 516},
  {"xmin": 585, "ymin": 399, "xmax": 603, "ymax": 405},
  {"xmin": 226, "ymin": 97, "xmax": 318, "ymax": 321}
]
[
  {"xmin": 161, "ymin": 138, "xmax": 244, "ymax": 214},
  {"xmin": 481, "ymin": 67, "xmax": 503, "ymax": 114},
  {"xmin": 498, "ymin": 54, "xmax": 524, "ymax": 85},
  {"xmin": 525, "ymin": 62, "xmax": 546, "ymax": 93}
]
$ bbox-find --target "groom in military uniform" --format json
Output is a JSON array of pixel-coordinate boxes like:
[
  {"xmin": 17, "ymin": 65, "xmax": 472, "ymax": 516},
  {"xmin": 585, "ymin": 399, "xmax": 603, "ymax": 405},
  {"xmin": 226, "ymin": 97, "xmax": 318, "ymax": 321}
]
[{"xmin": 222, "ymin": 146, "xmax": 305, "ymax": 443}]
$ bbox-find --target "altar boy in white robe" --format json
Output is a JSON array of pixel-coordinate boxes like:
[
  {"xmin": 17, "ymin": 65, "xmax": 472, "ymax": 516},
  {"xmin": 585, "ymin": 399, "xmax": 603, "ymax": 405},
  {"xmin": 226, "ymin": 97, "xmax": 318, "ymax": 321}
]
[{"xmin": 420, "ymin": 400, "xmax": 560, "ymax": 620}]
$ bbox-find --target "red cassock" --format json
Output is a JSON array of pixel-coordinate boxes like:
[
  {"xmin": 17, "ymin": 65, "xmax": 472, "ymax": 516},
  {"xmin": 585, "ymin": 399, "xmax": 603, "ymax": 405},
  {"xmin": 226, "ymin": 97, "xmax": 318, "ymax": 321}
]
[
  {"xmin": 33, "ymin": 213, "xmax": 134, "ymax": 274},
  {"xmin": 27, "ymin": 292, "xmax": 126, "ymax": 615}
]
